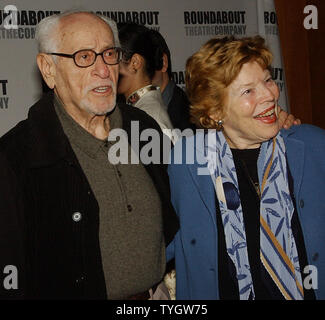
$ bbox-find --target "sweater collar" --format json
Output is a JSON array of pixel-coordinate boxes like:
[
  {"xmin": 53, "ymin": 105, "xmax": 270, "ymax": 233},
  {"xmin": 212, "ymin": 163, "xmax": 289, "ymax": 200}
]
[
  {"xmin": 27, "ymin": 92, "xmax": 122, "ymax": 167},
  {"xmin": 53, "ymin": 94, "xmax": 121, "ymax": 159}
]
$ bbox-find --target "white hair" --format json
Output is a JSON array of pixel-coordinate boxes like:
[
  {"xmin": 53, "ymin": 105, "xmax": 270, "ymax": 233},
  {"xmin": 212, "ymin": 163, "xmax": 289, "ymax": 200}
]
[{"xmin": 35, "ymin": 10, "xmax": 120, "ymax": 53}]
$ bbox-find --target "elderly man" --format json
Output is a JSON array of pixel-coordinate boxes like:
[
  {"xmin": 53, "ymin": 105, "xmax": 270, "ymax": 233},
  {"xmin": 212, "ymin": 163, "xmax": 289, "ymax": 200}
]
[{"xmin": 0, "ymin": 11, "xmax": 178, "ymax": 299}]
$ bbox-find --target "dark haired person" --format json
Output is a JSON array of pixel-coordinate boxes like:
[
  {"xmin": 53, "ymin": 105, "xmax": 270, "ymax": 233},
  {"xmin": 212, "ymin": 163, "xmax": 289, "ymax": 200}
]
[
  {"xmin": 117, "ymin": 23, "xmax": 175, "ymax": 143},
  {"xmin": 150, "ymin": 29, "xmax": 194, "ymax": 131}
]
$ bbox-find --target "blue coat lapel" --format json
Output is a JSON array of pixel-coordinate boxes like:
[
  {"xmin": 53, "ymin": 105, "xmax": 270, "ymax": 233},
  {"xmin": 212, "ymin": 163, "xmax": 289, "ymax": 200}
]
[
  {"xmin": 284, "ymin": 135, "xmax": 305, "ymax": 199},
  {"xmin": 186, "ymin": 148, "xmax": 217, "ymax": 227},
  {"xmin": 184, "ymin": 131, "xmax": 305, "ymax": 229}
]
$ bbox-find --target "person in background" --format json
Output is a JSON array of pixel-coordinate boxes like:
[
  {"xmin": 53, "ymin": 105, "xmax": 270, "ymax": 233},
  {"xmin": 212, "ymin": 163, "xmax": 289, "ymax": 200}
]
[
  {"xmin": 151, "ymin": 29, "xmax": 194, "ymax": 131},
  {"xmin": 117, "ymin": 23, "xmax": 175, "ymax": 143},
  {"xmin": 167, "ymin": 35, "xmax": 325, "ymax": 300},
  {"xmin": 0, "ymin": 11, "xmax": 179, "ymax": 300}
]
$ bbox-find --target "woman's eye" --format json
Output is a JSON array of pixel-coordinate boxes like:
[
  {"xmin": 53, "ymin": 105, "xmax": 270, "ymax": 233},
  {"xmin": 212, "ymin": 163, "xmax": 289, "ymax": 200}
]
[{"xmin": 243, "ymin": 89, "xmax": 251, "ymax": 95}]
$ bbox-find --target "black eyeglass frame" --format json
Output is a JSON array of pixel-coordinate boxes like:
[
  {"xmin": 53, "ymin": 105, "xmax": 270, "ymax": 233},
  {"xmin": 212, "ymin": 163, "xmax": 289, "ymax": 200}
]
[{"xmin": 48, "ymin": 47, "xmax": 123, "ymax": 68}]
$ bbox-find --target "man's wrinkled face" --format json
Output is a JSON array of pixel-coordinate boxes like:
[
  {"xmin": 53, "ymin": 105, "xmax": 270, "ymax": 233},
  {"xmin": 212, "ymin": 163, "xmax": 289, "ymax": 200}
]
[{"xmin": 52, "ymin": 13, "xmax": 119, "ymax": 117}]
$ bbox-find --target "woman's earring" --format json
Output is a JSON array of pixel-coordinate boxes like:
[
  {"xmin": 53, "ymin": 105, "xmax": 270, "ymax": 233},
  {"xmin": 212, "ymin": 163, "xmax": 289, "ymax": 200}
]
[{"xmin": 216, "ymin": 119, "xmax": 223, "ymax": 130}]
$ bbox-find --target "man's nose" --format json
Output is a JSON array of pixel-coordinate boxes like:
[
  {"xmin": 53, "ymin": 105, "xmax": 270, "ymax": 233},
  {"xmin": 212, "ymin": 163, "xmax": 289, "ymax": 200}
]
[{"xmin": 92, "ymin": 55, "xmax": 110, "ymax": 78}]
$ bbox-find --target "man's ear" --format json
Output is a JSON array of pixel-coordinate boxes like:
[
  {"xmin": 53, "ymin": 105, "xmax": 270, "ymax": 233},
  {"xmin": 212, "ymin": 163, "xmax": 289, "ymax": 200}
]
[
  {"xmin": 36, "ymin": 53, "xmax": 56, "ymax": 89},
  {"xmin": 161, "ymin": 53, "xmax": 168, "ymax": 73}
]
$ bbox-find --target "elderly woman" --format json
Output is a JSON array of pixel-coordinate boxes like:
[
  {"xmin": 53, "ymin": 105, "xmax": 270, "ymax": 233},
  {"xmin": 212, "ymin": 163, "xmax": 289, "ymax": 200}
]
[
  {"xmin": 117, "ymin": 23, "xmax": 175, "ymax": 143},
  {"xmin": 167, "ymin": 36, "xmax": 325, "ymax": 300}
]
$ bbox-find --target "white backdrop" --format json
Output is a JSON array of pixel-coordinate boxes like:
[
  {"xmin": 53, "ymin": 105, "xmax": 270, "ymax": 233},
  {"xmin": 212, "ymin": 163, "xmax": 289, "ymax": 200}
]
[{"xmin": 0, "ymin": 0, "xmax": 288, "ymax": 136}]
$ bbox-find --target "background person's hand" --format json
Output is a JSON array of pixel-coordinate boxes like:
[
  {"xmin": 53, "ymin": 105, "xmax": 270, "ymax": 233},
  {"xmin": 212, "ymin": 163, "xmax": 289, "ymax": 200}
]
[{"xmin": 277, "ymin": 105, "xmax": 301, "ymax": 129}]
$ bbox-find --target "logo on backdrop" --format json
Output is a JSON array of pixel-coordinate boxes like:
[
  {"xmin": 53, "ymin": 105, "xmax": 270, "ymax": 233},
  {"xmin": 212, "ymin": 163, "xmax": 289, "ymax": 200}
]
[
  {"xmin": 0, "ymin": 5, "xmax": 61, "ymax": 39},
  {"xmin": 96, "ymin": 11, "xmax": 160, "ymax": 31},
  {"xmin": 184, "ymin": 11, "xmax": 247, "ymax": 37},
  {"xmin": 270, "ymin": 66, "xmax": 285, "ymax": 92},
  {"xmin": 264, "ymin": 11, "xmax": 278, "ymax": 35},
  {"xmin": 0, "ymin": 79, "xmax": 9, "ymax": 110},
  {"xmin": 171, "ymin": 70, "xmax": 186, "ymax": 90}
]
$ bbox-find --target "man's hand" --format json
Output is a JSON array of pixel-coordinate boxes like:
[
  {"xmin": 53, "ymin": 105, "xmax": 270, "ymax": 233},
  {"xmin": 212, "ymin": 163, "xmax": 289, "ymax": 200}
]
[{"xmin": 277, "ymin": 106, "xmax": 301, "ymax": 129}]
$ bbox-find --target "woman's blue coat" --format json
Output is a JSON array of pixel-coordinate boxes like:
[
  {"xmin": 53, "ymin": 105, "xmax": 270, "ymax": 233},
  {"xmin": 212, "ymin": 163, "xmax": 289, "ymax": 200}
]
[{"xmin": 167, "ymin": 124, "xmax": 325, "ymax": 299}]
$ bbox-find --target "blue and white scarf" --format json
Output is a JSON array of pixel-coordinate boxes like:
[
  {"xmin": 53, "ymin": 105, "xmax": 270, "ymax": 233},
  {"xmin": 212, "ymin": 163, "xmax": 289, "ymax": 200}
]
[{"xmin": 205, "ymin": 130, "xmax": 304, "ymax": 300}]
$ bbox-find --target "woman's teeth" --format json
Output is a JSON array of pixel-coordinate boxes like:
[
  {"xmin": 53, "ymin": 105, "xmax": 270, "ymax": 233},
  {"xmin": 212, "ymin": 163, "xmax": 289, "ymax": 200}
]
[{"xmin": 255, "ymin": 108, "xmax": 275, "ymax": 118}]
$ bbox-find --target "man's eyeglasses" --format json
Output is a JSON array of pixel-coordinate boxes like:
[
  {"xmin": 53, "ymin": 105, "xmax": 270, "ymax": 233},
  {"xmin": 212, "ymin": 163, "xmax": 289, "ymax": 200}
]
[{"xmin": 49, "ymin": 47, "xmax": 122, "ymax": 68}]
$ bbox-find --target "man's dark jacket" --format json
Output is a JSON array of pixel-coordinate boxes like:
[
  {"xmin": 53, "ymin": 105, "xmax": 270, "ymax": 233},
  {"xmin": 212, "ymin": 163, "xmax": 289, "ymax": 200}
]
[{"xmin": 0, "ymin": 92, "xmax": 179, "ymax": 299}]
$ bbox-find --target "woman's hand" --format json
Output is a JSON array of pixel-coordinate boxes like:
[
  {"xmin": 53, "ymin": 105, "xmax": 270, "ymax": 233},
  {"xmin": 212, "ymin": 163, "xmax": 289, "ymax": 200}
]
[{"xmin": 277, "ymin": 106, "xmax": 301, "ymax": 129}]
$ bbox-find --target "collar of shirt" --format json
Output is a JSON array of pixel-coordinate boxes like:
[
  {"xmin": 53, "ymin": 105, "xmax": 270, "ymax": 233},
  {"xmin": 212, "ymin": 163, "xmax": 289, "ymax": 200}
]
[
  {"xmin": 127, "ymin": 85, "xmax": 159, "ymax": 106},
  {"xmin": 53, "ymin": 94, "xmax": 122, "ymax": 159},
  {"xmin": 161, "ymin": 79, "xmax": 175, "ymax": 108}
]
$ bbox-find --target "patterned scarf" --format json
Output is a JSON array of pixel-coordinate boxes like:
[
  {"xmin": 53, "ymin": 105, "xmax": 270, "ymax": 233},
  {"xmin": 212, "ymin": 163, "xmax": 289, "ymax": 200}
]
[{"xmin": 204, "ymin": 130, "xmax": 304, "ymax": 300}]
